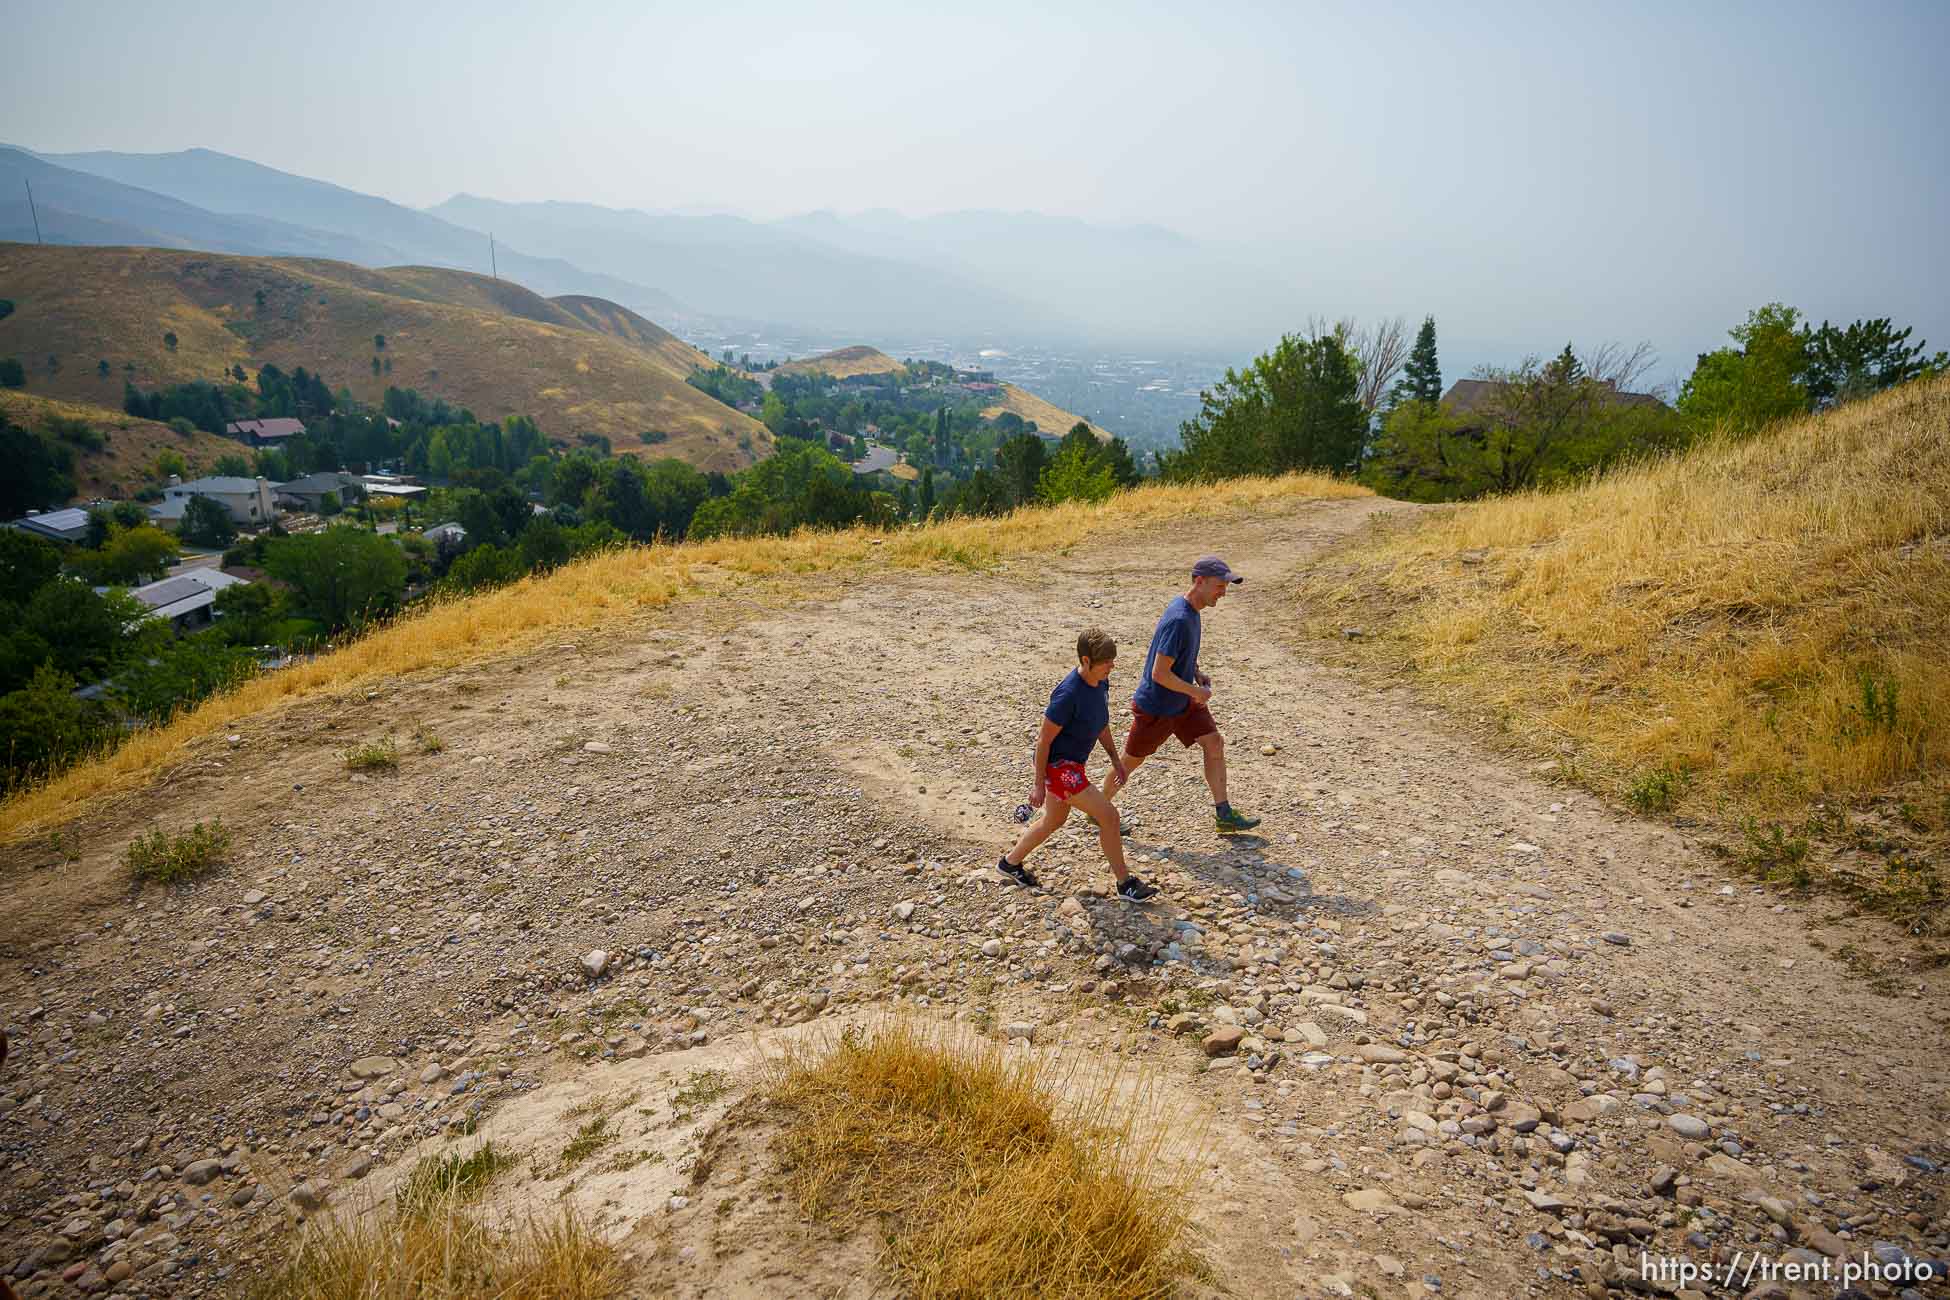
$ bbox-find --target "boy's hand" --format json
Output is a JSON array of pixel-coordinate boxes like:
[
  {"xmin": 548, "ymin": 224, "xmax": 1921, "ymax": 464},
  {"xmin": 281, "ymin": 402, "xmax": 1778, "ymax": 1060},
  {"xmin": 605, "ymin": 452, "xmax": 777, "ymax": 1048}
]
[
  {"xmin": 1111, "ymin": 758, "xmax": 1129, "ymax": 785},
  {"xmin": 1028, "ymin": 785, "xmax": 1046, "ymax": 810},
  {"xmin": 1191, "ymin": 682, "xmax": 1213, "ymax": 705},
  {"xmin": 1195, "ymin": 672, "xmax": 1211, "ymax": 688}
]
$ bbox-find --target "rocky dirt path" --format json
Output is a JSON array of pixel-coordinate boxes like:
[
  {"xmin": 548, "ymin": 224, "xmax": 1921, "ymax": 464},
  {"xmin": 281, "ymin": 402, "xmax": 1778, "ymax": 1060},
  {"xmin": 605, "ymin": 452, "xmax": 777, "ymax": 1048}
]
[{"xmin": 1, "ymin": 494, "xmax": 1944, "ymax": 1299}]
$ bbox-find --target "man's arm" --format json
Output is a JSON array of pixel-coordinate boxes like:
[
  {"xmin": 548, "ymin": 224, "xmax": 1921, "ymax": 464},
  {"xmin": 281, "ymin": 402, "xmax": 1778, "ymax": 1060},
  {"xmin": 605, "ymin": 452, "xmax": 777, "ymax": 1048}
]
[
  {"xmin": 1150, "ymin": 653, "xmax": 1211, "ymax": 704},
  {"xmin": 1028, "ymin": 719, "xmax": 1059, "ymax": 806}
]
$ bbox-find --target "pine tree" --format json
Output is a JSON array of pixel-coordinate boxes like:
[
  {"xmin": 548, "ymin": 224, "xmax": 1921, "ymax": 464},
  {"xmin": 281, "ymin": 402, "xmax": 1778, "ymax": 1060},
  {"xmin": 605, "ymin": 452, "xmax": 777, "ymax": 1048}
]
[
  {"xmin": 1396, "ymin": 316, "xmax": 1442, "ymax": 405},
  {"xmin": 1547, "ymin": 342, "xmax": 1584, "ymax": 384}
]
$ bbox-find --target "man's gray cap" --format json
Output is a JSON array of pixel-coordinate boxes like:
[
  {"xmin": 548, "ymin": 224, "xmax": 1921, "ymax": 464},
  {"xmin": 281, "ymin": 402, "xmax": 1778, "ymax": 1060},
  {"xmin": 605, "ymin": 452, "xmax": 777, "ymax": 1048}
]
[{"xmin": 1191, "ymin": 555, "xmax": 1244, "ymax": 583}]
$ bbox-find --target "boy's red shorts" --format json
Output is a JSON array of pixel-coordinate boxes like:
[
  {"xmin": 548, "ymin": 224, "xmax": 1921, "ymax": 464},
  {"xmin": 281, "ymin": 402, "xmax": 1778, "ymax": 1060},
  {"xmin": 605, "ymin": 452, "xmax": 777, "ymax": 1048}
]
[
  {"xmin": 1044, "ymin": 760, "xmax": 1090, "ymax": 800},
  {"xmin": 1126, "ymin": 702, "xmax": 1219, "ymax": 758}
]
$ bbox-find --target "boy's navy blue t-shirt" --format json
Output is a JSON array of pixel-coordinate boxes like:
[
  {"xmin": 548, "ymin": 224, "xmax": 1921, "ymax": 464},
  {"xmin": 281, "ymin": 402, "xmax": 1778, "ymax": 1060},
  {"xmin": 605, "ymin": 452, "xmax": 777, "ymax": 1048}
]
[
  {"xmin": 1044, "ymin": 668, "xmax": 1109, "ymax": 765},
  {"xmin": 1132, "ymin": 595, "xmax": 1202, "ymax": 717}
]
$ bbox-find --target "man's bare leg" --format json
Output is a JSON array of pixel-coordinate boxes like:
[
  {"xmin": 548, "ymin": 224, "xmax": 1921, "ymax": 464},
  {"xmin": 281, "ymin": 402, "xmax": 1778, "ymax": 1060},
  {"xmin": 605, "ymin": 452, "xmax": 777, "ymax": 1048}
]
[
  {"xmin": 1196, "ymin": 732, "xmax": 1229, "ymax": 805},
  {"xmin": 1102, "ymin": 750, "xmax": 1146, "ymax": 802}
]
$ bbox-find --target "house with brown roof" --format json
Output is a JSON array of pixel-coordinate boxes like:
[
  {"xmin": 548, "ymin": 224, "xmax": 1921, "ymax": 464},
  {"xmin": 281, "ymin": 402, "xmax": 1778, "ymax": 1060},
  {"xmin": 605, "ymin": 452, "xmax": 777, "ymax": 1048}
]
[{"xmin": 225, "ymin": 417, "xmax": 306, "ymax": 448}]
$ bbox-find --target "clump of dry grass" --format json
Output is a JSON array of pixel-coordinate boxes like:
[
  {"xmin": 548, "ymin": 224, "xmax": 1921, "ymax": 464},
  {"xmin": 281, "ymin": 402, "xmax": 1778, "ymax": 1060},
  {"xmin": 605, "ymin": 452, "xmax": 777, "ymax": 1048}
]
[
  {"xmin": 1, "ymin": 471, "xmax": 1362, "ymax": 843},
  {"xmin": 343, "ymin": 736, "xmax": 401, "ymax": 771},
  {"xmin": 764, "ymin": 1019, "xmax": 1204, "ymax": 1300},
  {"xmin": 1299, "ymin": 374, "xmax": 1950, "ymax": 929},
  {"xmin": 252, "ymin": 1197, "xmax": 623, "ymax": 1300}
]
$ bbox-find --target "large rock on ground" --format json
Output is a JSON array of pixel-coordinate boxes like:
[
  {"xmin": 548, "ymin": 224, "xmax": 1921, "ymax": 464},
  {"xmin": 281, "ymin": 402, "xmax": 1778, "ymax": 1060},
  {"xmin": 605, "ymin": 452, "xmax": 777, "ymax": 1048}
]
[
  {"xmin": 1202, "ymin": 1025, "xmax": 1246, "ymax": 1057},
  {"xmin": 347, "ymin": 1056, "xmax": 398, "ymax": 1080}
]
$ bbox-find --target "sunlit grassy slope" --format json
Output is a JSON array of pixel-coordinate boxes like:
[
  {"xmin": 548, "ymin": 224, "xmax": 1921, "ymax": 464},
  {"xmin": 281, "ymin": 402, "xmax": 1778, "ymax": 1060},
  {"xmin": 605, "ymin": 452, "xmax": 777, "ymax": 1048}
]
[
  {"xmin": 0, "ymin": 472, "xmax": 1365, "ymax": 841},
  {"xmin": 982, "ymin": 384, "xmax": 1111, "ymax": 441},
  {"xmin": 0, "ymin": 243, "xmax": 770, "ymax": 469},
  {"xmin": 1299, "ymin": 375, "xmax": 1949, "ymax": 924},
  {"xmin": 775, "ymin": 345, "xmax": 904, "ymax": 379}
]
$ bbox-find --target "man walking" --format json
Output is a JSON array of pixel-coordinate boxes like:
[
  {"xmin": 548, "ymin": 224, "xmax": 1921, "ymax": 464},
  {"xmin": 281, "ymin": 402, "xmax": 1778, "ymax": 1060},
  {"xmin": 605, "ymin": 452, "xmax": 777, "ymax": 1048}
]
[{"xmin": 1104, "ymin": 555, "xmax": 1262, "ymax": 835}]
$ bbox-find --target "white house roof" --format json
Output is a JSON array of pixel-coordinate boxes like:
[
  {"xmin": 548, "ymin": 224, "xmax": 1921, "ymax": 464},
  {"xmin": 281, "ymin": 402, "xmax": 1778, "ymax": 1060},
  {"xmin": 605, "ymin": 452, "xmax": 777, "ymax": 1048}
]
[
  {"xmin": 169, "ymin": 477, "xmax": 264, "ymax": 495},
  {"xmin": 130, "ymin": 569, "xmax": 244, "ymax": 623},
  {"xmin": 10, "ymin": 507, "xmax": 92, "ymax": 541}
]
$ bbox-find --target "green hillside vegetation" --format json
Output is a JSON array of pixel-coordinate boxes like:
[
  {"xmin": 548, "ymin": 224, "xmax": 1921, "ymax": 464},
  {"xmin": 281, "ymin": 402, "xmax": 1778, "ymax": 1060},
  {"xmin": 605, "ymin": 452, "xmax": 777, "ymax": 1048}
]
[
  {"xmin": 0, "ymin": 391, "xmax": 239, "ymax": 502},
  {"xmin": 0, "ymin": 243, "xmax": 771, "ymax": 470}
]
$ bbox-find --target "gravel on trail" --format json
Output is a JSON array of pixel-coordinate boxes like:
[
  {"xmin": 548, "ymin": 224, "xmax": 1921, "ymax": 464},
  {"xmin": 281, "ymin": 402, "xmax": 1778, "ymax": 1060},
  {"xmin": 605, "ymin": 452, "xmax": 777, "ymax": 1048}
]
[{"xmin": 2, "ymin": 497, "xmax": 1944, "ymax": 1299}]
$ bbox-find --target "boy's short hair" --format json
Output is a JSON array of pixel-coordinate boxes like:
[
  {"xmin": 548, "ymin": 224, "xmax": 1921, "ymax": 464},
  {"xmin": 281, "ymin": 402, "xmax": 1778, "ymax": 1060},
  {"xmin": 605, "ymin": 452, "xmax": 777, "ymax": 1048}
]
[{"xmin": 1076, "ymin": 627, "xmax": 1116, "ymax": 664}]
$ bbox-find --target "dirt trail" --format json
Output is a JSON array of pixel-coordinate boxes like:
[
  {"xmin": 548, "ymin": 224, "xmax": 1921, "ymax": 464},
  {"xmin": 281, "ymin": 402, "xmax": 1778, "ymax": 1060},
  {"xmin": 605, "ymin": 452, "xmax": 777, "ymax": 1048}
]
[{"xmin": 1, "ymin": 494, "xmax": 1944, "ymax": 1299}]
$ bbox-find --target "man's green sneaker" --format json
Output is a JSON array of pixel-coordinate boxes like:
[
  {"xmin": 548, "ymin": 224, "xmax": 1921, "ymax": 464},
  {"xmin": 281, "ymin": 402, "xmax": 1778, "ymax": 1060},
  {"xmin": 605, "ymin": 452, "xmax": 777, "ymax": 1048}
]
[{"xmin": 1215, "ymin": 808, "xmax": 1262, "ymax": 834}]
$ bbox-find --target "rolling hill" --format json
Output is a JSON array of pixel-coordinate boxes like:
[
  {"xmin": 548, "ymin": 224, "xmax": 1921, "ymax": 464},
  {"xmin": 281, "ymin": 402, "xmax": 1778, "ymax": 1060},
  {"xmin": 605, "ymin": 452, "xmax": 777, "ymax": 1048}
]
[
  {"xmin": 778, "ymin": 345, "xmax": 1109, "ymax": 439},
  {"xmin": 0, "ymin": 243, "xmax": 770, "ymax": 469},
  {"xmin": 774, "ymin": 345, "xmax": 904, "ymax": 379},
  {"xmin": 981, "ymin": 385, "xmax": 1110, "ymax": 440},
  {"xmin": 0, "ymin": 390, "xmax": 240, "ymax": 501}
]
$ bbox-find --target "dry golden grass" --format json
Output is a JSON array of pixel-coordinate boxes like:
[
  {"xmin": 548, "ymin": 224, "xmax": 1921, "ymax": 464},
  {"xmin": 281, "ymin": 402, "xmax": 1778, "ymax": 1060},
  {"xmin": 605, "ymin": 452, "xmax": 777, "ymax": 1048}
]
[
  {"xmin": 983, "ymin": 384, "xmax": 1111, "ymax": 441},
  {"xmin": 0, "ymin": 471, "xmax": 1359, "ymax": 840},
  {"xmin": 252, "ymin": 1196, "xmax": 623, "ymax": 1300},
  {"xmin": 1299, "ymin": 376, "xmax": 1950, "ymax": 927},
  {"xmin": 764, "ymin": 1019, "xmax": 1203, "ymax": 1300},
  {"xmin": 0, "ymin": 244, "xmax": 770, "ymax": 470},
  {"xmin": 774, "ymin": 344, "xmax": 904, "ymax": 379},
  {"xmin": 0, "ymin": 390, "xmax": 239, "ymax": 499}
]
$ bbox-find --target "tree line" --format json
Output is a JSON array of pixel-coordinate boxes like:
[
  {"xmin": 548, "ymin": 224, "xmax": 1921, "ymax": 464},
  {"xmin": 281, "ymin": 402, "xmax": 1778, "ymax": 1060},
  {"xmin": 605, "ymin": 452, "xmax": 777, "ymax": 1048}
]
[{"xmin": 1162, "ymin": 307, "xmax": 1944, "ymax": 502}]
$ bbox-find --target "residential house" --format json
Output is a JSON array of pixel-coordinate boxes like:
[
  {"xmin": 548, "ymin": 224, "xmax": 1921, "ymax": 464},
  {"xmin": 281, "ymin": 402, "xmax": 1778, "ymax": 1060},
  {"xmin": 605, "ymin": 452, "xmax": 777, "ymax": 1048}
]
[
  {"xmin": 1440, "ymin": 378, "xmax": 1666, "ymax": 421},
  {"xmin": 149, "ymin": 476, "xmax": 278, "ymax": 529},
  {"xmin": 129, "ymin": 569, "xmax": 246, "ymax": 633},
  {"xmin": 225, "ymin": 417, "xmax": 306, "ymax": 448},
  {"xmin": 360, "ymin": 474, "xmax": 427, "ymax": 501},
  {"xmin": 275, "ymin": 471, "xmax": 366, "ymax": 512},
  {"xmin": 7, "ymin": 507, "xmax": 92, "ymax": 545},
  {"xmin": 424, "ymin": 522, "xmax": 468, "ymax": 557}
]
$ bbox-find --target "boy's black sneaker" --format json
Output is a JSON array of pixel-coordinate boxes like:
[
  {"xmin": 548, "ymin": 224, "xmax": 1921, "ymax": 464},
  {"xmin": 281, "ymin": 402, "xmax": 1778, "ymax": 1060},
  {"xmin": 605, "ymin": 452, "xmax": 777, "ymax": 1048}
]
[
  {"xmin": 1117, "ymin": 874, "xmax": 1159, "ymax": 902},
  {"xmin": 997, "ymin": 857, "xmax": 1040, "ymax": 888}
]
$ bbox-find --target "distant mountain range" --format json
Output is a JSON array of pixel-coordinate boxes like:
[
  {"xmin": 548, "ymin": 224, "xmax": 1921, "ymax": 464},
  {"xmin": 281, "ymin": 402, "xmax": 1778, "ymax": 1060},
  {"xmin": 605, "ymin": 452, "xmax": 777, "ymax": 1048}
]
[{"xmin": 2, "ymin": 143, "xmax": 1302, "ymax": 350}]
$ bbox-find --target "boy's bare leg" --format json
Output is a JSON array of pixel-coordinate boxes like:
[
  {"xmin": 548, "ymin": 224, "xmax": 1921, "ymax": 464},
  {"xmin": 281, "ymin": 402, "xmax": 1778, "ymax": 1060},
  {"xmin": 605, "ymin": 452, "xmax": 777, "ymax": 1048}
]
[
  {"xmin": 1064, "ymin": 784, "xmax": 1129, "ymax": 882},
  {"xmin": 1196, "ymin": 732, "xmax": 1229, "ymax": 805},
  {"xmin": 1004, "ymin": 801, "xmax": 1070, "ymax": 865}
]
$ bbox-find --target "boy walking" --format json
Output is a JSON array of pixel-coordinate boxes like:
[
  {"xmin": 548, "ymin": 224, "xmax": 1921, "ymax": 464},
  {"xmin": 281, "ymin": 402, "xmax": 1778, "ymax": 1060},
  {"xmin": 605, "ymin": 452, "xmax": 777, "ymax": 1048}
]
[
  {"xmin": 998, "ymin": 629, "xmax": 1160, "ymax": 901},
  {"xmin": 1104, "ymin": 555, "xmax": 1262, "ymax": 834}
]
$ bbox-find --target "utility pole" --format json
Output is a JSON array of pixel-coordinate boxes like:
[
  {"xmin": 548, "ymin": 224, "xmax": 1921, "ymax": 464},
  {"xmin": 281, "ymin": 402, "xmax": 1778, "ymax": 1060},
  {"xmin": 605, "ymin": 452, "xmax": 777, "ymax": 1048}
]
[
  {"xmin": 489, "ymin": 233, "xmax": 498, "ymax": 280},
  {"xmin": 24, "ymin": 177, "xmax": 43, "ymax": 244}
]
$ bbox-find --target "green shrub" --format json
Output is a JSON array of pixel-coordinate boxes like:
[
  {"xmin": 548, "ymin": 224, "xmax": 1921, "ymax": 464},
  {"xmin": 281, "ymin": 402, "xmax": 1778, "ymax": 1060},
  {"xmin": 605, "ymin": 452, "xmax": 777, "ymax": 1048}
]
[
  {"xmin": 124, "ymin": 820, "xmax": 230, "ymax": 884},
  {"xmin": 1626, "ymin": 764, "xmax": 1685, "ymax": 814}
]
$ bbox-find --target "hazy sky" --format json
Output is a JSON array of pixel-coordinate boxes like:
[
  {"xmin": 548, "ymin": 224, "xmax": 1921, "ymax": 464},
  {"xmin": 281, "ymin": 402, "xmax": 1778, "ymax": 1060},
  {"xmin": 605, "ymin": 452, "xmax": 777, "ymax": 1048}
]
[{"xmin": 7, "ymin": 0, "xmax": 1948, "ymax": 376}]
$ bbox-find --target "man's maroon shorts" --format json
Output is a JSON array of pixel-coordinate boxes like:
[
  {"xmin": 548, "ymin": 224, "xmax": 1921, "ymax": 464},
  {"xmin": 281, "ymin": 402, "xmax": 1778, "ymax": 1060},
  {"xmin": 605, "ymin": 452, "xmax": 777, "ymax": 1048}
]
[{"xmin": 1126, "ymin": 702, "xmax": 1219, "ymax": 759}]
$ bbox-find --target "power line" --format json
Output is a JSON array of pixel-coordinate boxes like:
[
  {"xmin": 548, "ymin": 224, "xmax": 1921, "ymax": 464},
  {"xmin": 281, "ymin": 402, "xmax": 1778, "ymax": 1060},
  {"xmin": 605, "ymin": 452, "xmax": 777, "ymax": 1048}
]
[{"xmin": 23, "ymin": 177, "xmax": 43, "ymax": 244}]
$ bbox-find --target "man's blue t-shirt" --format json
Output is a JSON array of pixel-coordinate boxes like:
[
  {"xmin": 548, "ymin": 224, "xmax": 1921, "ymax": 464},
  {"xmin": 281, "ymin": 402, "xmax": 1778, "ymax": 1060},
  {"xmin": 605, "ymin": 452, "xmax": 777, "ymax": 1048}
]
[
  {"xmin": 1044, "ymin": 668, "xmax": 1109, "ymax": 765},
  {"xmin": 1132, "ymin": 595, "xmax": 1202, "ymax": 717}
]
